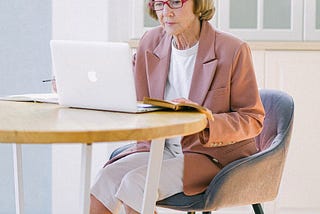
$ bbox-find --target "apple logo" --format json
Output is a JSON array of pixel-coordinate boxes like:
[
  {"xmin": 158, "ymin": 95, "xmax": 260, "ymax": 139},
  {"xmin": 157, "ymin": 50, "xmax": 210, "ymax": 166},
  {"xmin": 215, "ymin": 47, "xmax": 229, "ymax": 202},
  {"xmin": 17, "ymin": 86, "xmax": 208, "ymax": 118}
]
[{"xmin": 87, "ymin": 70, "xmax": 98, "ymax": 82}]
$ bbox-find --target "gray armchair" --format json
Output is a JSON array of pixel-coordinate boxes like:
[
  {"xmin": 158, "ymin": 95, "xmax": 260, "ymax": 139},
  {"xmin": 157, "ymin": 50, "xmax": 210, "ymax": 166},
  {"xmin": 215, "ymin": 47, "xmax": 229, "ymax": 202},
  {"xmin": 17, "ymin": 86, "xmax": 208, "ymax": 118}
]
[{"xmin": 110, "ymin": 89, "xmax": 294, "ymax": 214}]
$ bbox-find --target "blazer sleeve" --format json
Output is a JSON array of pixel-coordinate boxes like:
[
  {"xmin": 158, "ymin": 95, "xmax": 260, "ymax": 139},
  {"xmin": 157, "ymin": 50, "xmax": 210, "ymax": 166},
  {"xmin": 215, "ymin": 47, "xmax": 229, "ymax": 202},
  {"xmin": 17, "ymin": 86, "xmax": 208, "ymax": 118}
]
[{"xmin": 199, "ymin": 43, "xmax": 265, "ymax": 147}]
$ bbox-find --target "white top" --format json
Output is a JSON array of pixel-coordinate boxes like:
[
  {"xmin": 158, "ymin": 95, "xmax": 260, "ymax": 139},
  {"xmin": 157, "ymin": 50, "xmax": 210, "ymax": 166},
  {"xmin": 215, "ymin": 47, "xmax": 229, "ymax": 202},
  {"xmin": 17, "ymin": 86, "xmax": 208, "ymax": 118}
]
[
  {"xmin": 164, "ymin": 41, "xmax": 199, "ymax": 156},
  {"xmin": 165, "ymin": 41, "xmax": 199, "ymax": 100}
]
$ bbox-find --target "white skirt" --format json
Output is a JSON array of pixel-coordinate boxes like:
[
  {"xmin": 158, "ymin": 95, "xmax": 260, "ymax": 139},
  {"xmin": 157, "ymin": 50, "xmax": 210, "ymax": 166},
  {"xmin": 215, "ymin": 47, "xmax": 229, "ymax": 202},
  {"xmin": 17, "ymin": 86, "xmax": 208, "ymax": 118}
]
[{"xmin": 90, "ymin": 147, "xmax": 184, "ymax": 213}]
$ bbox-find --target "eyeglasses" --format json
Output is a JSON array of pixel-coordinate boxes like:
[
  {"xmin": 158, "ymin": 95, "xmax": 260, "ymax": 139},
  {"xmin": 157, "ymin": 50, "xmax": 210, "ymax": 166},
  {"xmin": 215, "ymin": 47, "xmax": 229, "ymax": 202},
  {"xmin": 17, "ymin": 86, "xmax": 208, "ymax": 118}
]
[{"xmin": 149, "ymin": 0, "xmax": 188, "ymax": 11}]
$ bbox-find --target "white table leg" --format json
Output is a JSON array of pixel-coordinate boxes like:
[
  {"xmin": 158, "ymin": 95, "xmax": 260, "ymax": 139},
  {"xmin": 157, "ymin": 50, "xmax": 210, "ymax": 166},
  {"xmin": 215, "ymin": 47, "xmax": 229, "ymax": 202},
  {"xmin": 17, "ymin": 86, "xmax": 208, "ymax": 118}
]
[
  {"xmin": 80, "ymin": 143, "xmax": 92, "ymax": 214},
  {"xmin": 141, "ymin": 138, "xmax": 165, "ymax": 214},
  {"xmin": 13, "ymin": 144, "xmax": 24, "ymax": 214}
]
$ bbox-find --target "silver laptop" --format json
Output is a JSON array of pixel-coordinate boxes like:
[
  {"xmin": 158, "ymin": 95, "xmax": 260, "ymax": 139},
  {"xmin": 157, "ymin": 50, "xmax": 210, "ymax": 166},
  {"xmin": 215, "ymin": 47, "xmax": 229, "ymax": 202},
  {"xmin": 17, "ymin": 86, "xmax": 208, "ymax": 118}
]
[{"xmin": 50, "ymin": 40, "xmax": 157, "ymax": 113}]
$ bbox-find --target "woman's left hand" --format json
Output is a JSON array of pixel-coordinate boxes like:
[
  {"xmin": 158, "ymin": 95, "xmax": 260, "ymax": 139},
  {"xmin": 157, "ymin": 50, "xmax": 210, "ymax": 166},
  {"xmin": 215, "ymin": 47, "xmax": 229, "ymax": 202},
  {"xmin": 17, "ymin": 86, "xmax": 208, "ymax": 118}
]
[
  {"xmin": 171, "ymin": 98, "xmax": 214, "ymax": 121},
  {"xmin": 171, "ymin": 98, "xmax": 199, "ymax": 105}
]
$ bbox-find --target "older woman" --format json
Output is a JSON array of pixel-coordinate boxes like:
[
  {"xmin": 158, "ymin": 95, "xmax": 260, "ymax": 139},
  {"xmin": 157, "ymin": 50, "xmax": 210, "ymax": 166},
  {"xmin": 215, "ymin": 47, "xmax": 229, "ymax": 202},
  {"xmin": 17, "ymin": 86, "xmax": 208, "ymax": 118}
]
[{"xmin": 90, "ymin": 0, "xmax": 265, "ymax": 213}]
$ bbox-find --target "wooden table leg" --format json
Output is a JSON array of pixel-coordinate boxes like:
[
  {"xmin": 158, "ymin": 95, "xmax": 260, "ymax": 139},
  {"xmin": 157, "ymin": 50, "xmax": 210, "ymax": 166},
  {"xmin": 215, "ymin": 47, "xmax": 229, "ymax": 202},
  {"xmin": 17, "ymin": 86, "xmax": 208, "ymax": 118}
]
[
  {"xmin": 80, "ymin": 143, "xmax": 92, "ymax": 214},
  {"xmin": 141, "ymin": 138, "xmax": 165, "ymax": 214},
  {"xmin": 13, "ymin": 144, "xmax": 24, "ymax": 214}
]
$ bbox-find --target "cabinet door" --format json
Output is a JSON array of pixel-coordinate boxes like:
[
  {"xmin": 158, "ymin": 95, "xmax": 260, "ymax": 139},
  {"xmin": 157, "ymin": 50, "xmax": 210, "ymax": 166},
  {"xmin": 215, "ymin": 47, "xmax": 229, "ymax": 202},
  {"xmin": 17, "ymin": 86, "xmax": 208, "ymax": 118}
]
[
  {"xmin": 264, "ymin": 51, "xmax": 320, "ymax": 213},
  {"xmin": 304, "ymin": 0, "xmax": 320, "ymax": 40},
  {"xmin": 218, "ymin": 0, "xmax": 304, "ymax": 40}
]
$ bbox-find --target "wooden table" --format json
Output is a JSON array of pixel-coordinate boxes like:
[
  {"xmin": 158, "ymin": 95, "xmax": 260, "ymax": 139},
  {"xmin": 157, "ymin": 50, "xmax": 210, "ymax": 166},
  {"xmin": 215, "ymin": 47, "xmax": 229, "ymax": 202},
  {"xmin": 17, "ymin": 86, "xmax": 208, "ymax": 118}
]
[{"xmin": 0, "ymin": 101, "xmax": 207, "ymax": 214}]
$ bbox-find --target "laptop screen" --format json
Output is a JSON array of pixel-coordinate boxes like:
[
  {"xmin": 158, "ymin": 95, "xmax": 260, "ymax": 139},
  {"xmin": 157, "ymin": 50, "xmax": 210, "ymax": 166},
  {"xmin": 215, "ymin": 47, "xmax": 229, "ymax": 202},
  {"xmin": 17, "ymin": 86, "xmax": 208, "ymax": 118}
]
[{"xmin": 50, "ymin": 40, "xmax": 139, "ymax": 112}]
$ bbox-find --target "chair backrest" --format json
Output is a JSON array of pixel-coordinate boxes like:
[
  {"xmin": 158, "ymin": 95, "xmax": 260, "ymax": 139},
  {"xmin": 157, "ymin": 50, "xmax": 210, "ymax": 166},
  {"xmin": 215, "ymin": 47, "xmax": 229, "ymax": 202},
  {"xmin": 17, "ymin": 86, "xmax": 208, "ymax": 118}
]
[
  {"xmin": 157, "ymin": 89, "xmax": 294, "ymax": 212},
  {"xmin": 255, "ymin": 89, "xmax": 294, "ymax": 153}
]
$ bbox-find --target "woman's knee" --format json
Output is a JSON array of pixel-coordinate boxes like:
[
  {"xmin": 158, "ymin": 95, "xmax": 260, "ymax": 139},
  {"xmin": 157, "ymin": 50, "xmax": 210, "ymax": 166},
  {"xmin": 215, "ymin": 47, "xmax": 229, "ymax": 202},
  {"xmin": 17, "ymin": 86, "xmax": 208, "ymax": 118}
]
[
  {"xmin": 90, "ymin": 194, "xmax": 112, "ymax": 214},
  {"xmin": 120, "ymin": 168, "xmax": 147, "ymax": 191}
]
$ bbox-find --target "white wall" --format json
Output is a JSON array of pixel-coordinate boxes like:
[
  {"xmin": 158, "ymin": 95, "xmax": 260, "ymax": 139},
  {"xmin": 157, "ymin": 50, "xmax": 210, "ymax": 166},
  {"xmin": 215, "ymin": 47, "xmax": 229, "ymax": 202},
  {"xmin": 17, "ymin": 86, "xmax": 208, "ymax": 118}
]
[
  {"xmin": 51, "ymin": 1, "xmax": 138, "ymax": 213},
  {"xmin": 52, "ymin": 0, "xmax": 143, "ymax": 42}
]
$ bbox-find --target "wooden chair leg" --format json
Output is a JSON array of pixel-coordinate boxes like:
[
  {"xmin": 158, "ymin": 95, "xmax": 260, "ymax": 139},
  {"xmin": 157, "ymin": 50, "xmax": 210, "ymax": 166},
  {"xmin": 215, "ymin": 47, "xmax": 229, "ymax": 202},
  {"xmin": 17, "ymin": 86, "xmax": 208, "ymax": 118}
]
[{"xmin": 252, "ymin": 203, "xmax": 264, "ymax": 214}]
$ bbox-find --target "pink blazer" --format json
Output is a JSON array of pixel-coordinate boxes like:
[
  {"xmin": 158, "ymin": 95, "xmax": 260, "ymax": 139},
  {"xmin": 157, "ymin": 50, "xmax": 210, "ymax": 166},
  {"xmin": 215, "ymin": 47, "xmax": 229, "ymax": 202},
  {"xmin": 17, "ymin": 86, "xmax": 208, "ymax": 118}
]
[{"xmin": 110, "ymin": 21, "xmax": 265, "ymax": 195}]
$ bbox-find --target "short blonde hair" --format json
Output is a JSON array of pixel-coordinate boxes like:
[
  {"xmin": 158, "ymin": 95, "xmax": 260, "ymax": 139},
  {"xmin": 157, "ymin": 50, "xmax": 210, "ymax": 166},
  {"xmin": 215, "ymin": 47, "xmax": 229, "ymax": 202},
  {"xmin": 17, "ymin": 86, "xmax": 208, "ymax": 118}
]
[{"xmin": 147, "ymin": 0, "xmax": 215, "ymax": 21}]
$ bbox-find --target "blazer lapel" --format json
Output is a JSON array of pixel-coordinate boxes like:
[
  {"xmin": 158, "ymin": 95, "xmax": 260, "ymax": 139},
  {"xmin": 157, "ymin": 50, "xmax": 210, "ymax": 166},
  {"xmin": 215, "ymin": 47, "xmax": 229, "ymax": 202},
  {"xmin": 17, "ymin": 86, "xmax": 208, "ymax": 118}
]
[
  {"xmin": 145, "ymin": 22, "xmax": 218, "ymax": 103},
  {"xmin": 189, "ymin": 22, "xmax": 218, "ymax": 105},
  {"xmin": 146, "ymin": 34, "xmax": 172, "ymax": 99}
]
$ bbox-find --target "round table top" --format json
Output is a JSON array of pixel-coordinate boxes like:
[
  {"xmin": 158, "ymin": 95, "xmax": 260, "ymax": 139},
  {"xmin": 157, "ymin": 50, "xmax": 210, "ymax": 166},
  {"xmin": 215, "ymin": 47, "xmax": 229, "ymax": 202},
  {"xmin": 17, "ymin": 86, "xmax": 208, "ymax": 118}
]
[{"xmin": 0, "ymin": 101, "xmax": 207, "ymax": 144}]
